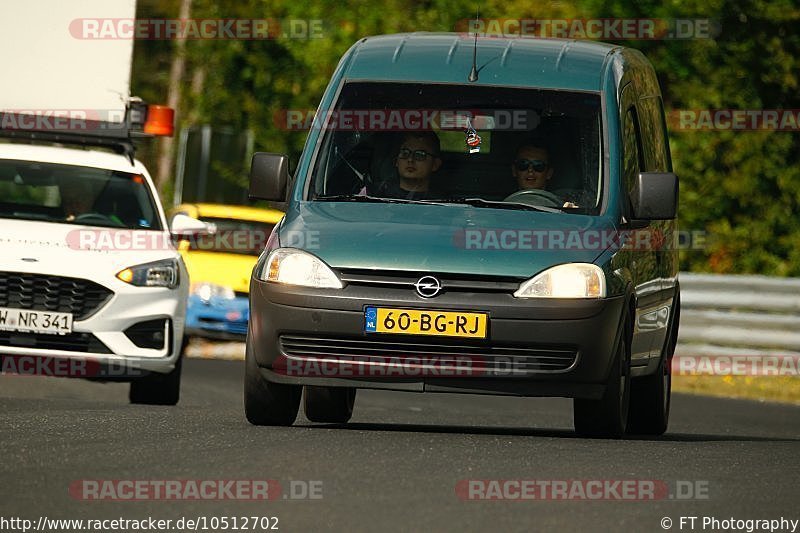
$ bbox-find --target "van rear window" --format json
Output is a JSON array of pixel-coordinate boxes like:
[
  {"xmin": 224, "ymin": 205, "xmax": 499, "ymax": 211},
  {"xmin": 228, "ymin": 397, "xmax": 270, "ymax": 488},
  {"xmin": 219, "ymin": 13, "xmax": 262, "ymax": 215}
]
[{"xmin": 308, "ymin": 82, "xmax": 602, "ymax": 213}]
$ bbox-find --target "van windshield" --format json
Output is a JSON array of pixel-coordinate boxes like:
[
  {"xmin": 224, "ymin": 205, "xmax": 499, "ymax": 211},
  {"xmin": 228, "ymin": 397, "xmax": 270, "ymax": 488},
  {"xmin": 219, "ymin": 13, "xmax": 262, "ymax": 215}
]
[
  {"xmin": 308, "ymin": 82, "xmax": 603, "ymax": 214},
  {"xmin": 0, "ymin": 159, "xmax": 162, "ymax": 229}
]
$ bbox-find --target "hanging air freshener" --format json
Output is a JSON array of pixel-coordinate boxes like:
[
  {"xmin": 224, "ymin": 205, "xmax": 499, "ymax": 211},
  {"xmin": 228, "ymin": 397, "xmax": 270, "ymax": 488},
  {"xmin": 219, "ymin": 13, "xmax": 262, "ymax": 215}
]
[{"xmin": 464, "ymin": 117, "xmax": 482, "ymax": 154}]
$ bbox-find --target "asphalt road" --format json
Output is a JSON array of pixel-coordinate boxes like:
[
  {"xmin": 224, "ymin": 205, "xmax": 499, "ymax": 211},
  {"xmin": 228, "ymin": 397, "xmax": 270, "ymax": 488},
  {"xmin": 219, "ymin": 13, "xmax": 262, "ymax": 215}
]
[{"xmin": 1, "ymin": 359, "xmax": 799, "ymax": 533}]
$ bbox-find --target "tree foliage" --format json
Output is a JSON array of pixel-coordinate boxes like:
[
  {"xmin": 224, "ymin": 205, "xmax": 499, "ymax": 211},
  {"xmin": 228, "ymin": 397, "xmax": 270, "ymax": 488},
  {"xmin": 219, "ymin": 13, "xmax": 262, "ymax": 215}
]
[{"xmin": 132, "ymin": 0, "xmax": 800, "ymax": 275}]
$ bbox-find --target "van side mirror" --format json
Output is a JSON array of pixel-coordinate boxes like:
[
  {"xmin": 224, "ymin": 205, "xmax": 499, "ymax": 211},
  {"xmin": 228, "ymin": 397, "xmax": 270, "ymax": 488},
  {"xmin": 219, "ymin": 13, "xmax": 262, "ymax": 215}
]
[
  {"xmin": 631, "ymin": 172, "xmax": 678, "ymax": 220},
  {"xmin": 249, "ymin": 152, "xmax": 290, "ymax": 201}
]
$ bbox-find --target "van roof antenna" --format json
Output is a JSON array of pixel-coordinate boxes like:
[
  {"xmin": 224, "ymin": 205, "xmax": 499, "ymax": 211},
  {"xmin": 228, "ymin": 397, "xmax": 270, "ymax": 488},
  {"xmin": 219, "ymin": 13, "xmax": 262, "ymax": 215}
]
[{"xmin": 468, "ymin": 7, "xmax": 479, "ymax": 82}]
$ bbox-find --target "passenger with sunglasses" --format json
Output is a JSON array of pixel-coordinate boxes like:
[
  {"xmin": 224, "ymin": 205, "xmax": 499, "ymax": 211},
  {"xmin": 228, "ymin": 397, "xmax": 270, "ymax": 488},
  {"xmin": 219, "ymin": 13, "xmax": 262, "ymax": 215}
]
[
  {"xmin": 509, "ymin": 144, "xmax": 579, "ymax": 208},
  {"xmin": 512, "ymin": 145, "xmax": 553, "ymax": 191}
]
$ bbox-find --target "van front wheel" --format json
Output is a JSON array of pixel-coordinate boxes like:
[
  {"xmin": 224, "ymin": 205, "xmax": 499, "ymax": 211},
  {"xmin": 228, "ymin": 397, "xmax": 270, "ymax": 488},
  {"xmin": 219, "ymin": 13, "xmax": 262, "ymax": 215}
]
[
  {"xmin": 573, "ymin": 315, "xmax": 631, "ymax": 438},
  {"xmin": 627, "ymin": 354, "xmax": 671, "ymax": 435},
  {"xmin": 628, "ymin": 293, "xmax": 678, "ymax": 435},
  {"xmin": 304, "ymin": 386, "xmax": 356, "ymax": 423},
  {"xmin": 244, "ymin": 345, "xmax": 301, "ymax": 426}
]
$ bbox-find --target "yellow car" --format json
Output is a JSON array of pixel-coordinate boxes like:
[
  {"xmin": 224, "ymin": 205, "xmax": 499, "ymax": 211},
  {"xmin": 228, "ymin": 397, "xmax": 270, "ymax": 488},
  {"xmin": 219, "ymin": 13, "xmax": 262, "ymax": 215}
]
[{"xmin": 169, "ymin": 203, "xmax": 284, "ymax": 339}]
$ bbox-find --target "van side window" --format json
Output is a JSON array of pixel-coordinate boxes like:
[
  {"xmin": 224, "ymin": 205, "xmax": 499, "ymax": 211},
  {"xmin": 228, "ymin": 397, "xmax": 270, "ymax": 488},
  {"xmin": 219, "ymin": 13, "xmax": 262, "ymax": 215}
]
[{"xmin": 623, "ymin": 107, "xmax": 644, "ymax": 196}]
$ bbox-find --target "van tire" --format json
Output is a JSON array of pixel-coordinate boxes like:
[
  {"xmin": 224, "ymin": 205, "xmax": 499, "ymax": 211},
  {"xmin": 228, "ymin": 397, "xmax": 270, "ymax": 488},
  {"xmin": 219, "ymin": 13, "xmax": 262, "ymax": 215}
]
[
  {"xmin": 244, "ymin": 344, "xmax": 301, "ymax": 426},
  {"xmin": 627, "ymin": 354, "xmax": 671, "ymax": 435},
  {"xmin": 573, "ymin": 312, "xmax": 631, "ymax": 438},
  {"xmin": 129, "ymin": 356, "xmax": 182, "ymax": 406},
  {"xmin": 304, "ymin": 386, "xmax": 356, "ymax": 424},
  {"xmin": 628, "ymin": 291, "xmax": 679, "ymax": 435}
]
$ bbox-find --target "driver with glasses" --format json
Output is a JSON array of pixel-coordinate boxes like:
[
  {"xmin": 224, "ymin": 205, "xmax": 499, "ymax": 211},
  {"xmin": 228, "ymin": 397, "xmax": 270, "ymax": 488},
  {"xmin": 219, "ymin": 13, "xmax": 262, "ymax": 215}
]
[
  {"xmin": 373, "ymin": 131, "xmax": 443, "ymax": 200},
  {"xmin": 361, "ymin": 131, "xmax": 442, "ymax": 200}
]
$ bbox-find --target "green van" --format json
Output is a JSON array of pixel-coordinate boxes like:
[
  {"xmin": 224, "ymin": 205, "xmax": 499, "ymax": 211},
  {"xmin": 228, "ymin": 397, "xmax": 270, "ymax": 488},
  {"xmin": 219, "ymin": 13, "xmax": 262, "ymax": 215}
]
[{"xmin": 245, "ymin": 33, "xmax": 680, "ymax": 437}]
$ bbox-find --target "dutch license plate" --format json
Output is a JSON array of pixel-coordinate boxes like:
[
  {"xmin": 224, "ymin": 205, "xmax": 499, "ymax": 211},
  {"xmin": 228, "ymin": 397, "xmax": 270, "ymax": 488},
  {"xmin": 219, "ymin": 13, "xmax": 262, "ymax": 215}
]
[
  {"xmin": 364, "ymin": 306, "xmax": 487, "ymax": 339},
  {"xmin": 0, "ymin": 307, "xmax": 73, "ymax": 335}
]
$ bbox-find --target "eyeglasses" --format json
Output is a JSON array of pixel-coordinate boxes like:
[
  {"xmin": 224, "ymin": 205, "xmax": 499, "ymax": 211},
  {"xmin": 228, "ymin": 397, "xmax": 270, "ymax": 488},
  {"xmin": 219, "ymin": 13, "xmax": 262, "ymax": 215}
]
[
  {"xmin": 397, "ymin": 148, "xmax": 435, "ymax": 162},
  {"xmin": 515, "ymin": 159, "xmax": 549, "ymax": 173}
]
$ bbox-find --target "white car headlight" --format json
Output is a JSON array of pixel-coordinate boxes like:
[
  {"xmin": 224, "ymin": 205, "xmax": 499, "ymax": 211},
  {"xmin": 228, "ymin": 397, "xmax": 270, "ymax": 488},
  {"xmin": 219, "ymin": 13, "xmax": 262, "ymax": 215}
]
[
  {"xmin": 514, "ymin": 263, "xmax": 606, "ymax": 298},
  {"xmin": 192, "ymin": 282, "xmax": 235, "ymax": 302},
  {"xmin": 258, "ymin": 248, "xmax": 343, "ymax": 289},
  {"xmin": 116, "ymin": 258, "xmax": 180, "ymax": 289}
]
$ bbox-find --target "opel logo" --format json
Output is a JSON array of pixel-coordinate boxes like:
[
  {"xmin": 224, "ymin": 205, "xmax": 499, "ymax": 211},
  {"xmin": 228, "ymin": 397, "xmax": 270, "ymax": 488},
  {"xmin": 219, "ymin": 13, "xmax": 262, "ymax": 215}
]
[{"xmin": 415, "ymin": 276, "xmax": 442, "ymax": 298}]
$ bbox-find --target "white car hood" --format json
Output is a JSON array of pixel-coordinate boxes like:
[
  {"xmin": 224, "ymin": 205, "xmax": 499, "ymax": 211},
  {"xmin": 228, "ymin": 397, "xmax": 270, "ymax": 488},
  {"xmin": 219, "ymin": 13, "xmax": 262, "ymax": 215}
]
[{"xmin": 0, "ymin": 219, "xmax": 179, "ymax": 278}]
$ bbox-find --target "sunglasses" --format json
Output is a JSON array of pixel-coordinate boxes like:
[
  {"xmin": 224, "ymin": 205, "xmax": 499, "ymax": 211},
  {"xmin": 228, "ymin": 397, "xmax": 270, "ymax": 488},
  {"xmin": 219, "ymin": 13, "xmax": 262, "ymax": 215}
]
[
  {"xmin": 397, "ymin": 148, "xmax": 435, "ymax": 162},
  {"xmin": 515, "ymin": 159, "xmax": 549, "ymax": 173}
]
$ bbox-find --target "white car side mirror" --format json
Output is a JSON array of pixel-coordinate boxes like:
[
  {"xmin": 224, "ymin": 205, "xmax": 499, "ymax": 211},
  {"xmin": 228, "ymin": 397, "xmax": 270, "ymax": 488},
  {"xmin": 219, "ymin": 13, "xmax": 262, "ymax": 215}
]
[{"xmin": 170, "ymin": 214, "xmax": 215, "ymax": 239}]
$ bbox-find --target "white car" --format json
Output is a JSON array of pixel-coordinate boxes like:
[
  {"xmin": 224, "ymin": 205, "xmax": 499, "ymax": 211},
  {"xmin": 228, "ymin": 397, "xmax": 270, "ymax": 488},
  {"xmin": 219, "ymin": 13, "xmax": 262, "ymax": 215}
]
[{"xmin": 0, "ymin": 142, "xmax": 199, "ymax": 404}]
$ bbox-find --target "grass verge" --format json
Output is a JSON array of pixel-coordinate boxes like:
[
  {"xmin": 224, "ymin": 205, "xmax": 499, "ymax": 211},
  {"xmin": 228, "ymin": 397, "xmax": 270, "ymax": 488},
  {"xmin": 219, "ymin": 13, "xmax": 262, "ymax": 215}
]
[{"xmin": 672, "ymin": 375, "xmax": 800, "ymax": 405}]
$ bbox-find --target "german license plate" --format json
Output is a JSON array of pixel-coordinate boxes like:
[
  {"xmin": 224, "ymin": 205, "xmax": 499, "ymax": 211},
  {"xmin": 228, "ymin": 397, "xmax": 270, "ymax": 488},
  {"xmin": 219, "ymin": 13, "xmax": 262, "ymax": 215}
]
[
  {"xmin": 0, "ymin": 307, "xmax": 73, "ymax": 335},
  {"xmin": 364, "ymin": 306, "xmax": 487, "ymax": 339}
]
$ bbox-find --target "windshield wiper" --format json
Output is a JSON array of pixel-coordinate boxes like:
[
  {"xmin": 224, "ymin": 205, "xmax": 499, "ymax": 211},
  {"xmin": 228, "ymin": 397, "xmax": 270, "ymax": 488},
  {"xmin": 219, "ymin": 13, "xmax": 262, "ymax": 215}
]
[
  {"xmin": 442, "ymin": 197, "xmax": 563, "ymax": 213},
  {"xmin": 314, "ymin": 194, "xmax": 448, "ymax": 206}
]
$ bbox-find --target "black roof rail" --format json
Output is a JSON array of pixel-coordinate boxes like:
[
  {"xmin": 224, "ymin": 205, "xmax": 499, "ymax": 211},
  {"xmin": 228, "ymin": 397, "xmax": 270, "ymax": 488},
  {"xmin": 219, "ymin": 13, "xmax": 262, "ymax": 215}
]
[{"xmin": 0, "ymin": 102, "xmax": 156, "ymax": 164}]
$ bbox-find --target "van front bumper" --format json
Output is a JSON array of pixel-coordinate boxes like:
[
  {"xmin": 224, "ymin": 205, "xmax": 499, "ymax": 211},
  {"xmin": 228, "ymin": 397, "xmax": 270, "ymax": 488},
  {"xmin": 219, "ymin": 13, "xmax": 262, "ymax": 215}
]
[{"xmin": 248, "ymin": 279, "xmax": 626, "ymax": 400}]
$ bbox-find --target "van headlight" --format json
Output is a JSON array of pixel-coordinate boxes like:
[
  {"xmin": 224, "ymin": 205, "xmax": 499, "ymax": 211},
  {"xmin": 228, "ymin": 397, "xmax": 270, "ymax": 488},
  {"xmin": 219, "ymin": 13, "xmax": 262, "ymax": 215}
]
[
  {"xmin": 514, "ymin": 263, "xmax": 605, "ymax": 298},
  {"xmin": 257, "ymin": 248, "xmax": 343, "ymax": 289},
  {"xmin": 116, "ymin": 258, "xmax": 180, "ymax": 289}
]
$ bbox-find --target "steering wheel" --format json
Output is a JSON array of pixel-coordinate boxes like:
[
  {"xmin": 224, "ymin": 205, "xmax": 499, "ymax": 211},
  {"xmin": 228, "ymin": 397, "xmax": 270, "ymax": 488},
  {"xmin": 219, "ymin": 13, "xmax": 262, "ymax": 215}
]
[
  {"xmin": 503, "ymin": 189, "xmax": 563, "ymax": 208},
  {"xmin": 74, "ymin": 213, "xmax": 124, "ymax": 226}
]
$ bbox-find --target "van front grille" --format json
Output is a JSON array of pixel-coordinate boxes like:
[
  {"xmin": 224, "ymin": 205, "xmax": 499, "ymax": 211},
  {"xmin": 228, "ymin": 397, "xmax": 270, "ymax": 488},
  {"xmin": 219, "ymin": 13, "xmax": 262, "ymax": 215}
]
[{"xmin": 278, "ymin": 334, "xmax": 577, "ymax": 375}]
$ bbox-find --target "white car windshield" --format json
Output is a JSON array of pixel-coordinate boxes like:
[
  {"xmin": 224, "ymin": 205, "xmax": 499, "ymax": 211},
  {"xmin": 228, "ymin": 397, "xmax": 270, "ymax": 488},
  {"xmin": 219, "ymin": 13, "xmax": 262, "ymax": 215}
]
[{"xmin": 0, "ymin": 159, "xmax": 162, "ymax": 230}]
